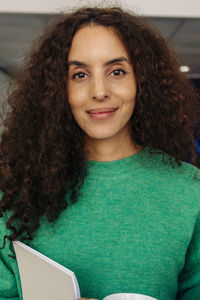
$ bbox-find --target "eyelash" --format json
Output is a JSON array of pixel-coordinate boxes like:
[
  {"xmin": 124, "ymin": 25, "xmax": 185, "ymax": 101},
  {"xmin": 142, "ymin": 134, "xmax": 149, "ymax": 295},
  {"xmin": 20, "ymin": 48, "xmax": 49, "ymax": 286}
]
[{"xmin": 72, "ymin": 69, "xmax": 127, "ymax": 80}]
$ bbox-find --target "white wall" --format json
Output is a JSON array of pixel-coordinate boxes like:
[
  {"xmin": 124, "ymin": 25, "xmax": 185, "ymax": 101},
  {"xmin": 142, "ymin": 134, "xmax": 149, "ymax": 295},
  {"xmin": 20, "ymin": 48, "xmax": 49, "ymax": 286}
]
[{"xmin": 0, "ymin": 0, "xmax": 200, "ymax": 18}]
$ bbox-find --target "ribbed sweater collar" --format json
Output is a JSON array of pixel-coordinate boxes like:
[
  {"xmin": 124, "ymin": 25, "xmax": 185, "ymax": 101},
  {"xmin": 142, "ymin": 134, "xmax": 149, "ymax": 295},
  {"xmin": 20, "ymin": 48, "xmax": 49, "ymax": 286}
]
[{"xmin": 86, "ymin": 147, "xmax": 149, "ymax": 177}]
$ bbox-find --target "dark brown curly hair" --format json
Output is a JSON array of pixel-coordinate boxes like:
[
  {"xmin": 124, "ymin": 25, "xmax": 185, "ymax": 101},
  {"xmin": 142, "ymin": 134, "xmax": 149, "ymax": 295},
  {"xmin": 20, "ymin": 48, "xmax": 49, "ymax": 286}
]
[{"xmin": 0, "ymin": 6, "xmax": 200, "ymax": 246}]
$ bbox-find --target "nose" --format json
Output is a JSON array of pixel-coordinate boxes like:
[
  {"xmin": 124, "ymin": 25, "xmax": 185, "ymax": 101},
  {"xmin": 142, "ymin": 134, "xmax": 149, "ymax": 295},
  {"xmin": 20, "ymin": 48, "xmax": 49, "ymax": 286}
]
[{"xmin": 90, "ymin": 74, "xmax": 110, "ymax": 101}]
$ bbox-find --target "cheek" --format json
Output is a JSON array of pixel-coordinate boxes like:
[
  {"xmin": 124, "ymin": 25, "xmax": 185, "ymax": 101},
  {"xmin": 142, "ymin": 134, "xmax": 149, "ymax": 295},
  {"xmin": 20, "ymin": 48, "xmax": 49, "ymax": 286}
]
[
  {"xmin": 126, "ymin": 84, "xmax": 137, "ymax": 107},
  {"xmin": 115, "ymin": 88, "xmax": 136, "ymax": 107},
  {"xmin": 120, "ymin": 91, "xmax": 136, "ymax": 118},
  {"xmin": 114, "ymin": 78, "xmax": 136, "ymax": 99},
  {"xmin": 68, "ymin": 97, "xmax": 87, "ymax": 127},
  {"xmin": 68, "ymin": 90, "xmax": 86, "ymax": 112}
]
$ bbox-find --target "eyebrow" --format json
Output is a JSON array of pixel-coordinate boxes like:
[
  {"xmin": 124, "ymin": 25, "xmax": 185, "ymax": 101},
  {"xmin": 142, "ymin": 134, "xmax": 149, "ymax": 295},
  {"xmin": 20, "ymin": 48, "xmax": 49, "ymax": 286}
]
[{"xmin": 68, "ymin": 56, "xmax": 129, "ymax": 68}]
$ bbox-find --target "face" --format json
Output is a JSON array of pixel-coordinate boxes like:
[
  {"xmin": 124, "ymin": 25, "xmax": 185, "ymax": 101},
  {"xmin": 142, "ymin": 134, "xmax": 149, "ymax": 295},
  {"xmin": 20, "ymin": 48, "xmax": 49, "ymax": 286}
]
[{"xmin": 67, "ymin": 25, "xmax": 137, "ymax": 143}]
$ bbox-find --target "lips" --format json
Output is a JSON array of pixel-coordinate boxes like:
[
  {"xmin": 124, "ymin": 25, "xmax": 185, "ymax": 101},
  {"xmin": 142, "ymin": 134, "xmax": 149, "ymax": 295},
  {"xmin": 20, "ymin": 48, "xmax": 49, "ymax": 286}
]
[
  {"xmin": 86, "ymin": 107, "xmax": 118, "ymax": 121},
  {"xmin": 86, "ymin": 107, "xmax": 118, "ymax": 114}
]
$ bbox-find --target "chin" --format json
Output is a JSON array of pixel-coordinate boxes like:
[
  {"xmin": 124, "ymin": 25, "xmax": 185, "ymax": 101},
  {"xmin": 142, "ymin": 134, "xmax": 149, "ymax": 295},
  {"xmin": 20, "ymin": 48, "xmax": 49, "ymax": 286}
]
[{"xmin": 87, "ymin": 131, "xmax": 119, "ymax": 141}]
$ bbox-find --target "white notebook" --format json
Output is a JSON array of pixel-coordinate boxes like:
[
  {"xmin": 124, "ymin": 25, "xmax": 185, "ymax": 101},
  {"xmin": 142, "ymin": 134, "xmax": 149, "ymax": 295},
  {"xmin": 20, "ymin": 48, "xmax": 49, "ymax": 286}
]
[{"xmin": 13, "ymin": 241, "xmax": 81, "ymax": 300}]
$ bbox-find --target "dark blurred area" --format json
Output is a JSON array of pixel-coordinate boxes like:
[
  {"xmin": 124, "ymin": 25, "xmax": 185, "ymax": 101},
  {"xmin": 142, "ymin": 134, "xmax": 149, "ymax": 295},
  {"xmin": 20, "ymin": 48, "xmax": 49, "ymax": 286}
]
[{"xmin": 191, "ymin": 79, "xmax": 200, "ymax": 167}]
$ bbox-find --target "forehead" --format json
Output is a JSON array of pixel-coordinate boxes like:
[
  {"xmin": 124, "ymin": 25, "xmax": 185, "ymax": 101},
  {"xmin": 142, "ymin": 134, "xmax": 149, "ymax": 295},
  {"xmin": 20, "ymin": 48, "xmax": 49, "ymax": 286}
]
[{"xmin": 67, "ymin": 25, "xmax": 129, "ymax": 63}]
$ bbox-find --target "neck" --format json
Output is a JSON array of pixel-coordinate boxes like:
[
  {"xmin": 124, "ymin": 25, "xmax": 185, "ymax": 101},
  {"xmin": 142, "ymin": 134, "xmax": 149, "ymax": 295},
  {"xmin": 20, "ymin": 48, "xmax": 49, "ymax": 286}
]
[{"xmin": 85, "ymin": 132, "xmax": 142, "ymax": 162}]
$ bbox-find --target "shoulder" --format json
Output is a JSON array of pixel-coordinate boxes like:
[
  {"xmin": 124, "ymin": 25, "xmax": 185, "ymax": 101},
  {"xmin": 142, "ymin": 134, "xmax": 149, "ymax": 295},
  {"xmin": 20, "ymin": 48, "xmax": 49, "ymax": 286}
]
[
  {"xmin": 143, "ymin": 147, "xmax": 200, "ymax": 180},
  {"xmin": 141, "ymin": 147, "xmax": 200, "ymax": 207}
]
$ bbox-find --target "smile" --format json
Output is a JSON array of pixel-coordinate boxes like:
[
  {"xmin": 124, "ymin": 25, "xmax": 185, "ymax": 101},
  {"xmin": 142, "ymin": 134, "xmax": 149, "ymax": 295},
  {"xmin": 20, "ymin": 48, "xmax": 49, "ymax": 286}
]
[{"xmin": 86, "ymin": 107, "xmax": 118, "ymax": 121}]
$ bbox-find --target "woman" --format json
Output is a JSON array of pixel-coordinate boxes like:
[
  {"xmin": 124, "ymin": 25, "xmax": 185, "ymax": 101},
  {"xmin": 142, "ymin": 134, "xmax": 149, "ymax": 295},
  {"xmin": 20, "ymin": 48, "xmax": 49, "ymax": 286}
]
[{"xmin": 0, "ymin": 6, "xmax": 200, "ymax": 300}]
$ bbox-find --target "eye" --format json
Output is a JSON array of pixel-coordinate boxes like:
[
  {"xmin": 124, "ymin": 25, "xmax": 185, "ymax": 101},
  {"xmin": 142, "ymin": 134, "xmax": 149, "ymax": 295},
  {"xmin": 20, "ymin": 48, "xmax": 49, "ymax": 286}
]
[
  {"xmin": 72, "ymin": 72, "xmax": 88, "ymax": 80},
  {"xmin": 111, "ymin": 69, "xmax": 127, "ymax": 77}
]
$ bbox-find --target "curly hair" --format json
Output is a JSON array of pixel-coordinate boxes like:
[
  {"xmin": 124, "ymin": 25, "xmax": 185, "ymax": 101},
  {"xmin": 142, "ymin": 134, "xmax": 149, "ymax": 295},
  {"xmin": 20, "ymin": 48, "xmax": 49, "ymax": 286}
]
[{"xmin": 0, "ymin": 6, "xmax": 200, "ymax": 246}]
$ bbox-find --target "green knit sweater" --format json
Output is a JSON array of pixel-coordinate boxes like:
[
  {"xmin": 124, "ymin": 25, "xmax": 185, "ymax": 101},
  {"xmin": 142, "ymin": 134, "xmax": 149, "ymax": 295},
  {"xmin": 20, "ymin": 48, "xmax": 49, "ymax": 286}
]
[{"xmin": 0, "ymin": 148, "xmax": 200, "ymax": 300}]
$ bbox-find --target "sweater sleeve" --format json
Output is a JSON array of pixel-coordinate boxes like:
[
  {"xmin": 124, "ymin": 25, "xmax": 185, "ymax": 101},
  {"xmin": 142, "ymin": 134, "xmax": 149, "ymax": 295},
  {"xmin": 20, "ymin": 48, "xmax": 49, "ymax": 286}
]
[
  {"xmin": 0, "ymin": 211, "xmax": 20, "ymax": 299},
  {"xmin": 176, "ymin": 212, "xmax": 200, "ymax": 299}
]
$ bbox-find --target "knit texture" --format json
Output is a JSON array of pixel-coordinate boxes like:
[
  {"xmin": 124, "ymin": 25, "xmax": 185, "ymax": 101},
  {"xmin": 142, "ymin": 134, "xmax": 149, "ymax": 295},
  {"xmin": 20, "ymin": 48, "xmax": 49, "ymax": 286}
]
[{"xmin": 0, "ymin": 148, "xmax": 200, "ymax": 300}]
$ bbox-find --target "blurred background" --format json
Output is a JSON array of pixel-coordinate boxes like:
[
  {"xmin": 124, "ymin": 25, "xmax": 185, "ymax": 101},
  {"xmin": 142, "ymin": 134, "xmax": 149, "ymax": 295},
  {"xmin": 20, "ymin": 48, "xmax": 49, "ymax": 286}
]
[{"xmin": 0, "ymin": 0, "xmax": 200, "ymax": 159}]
